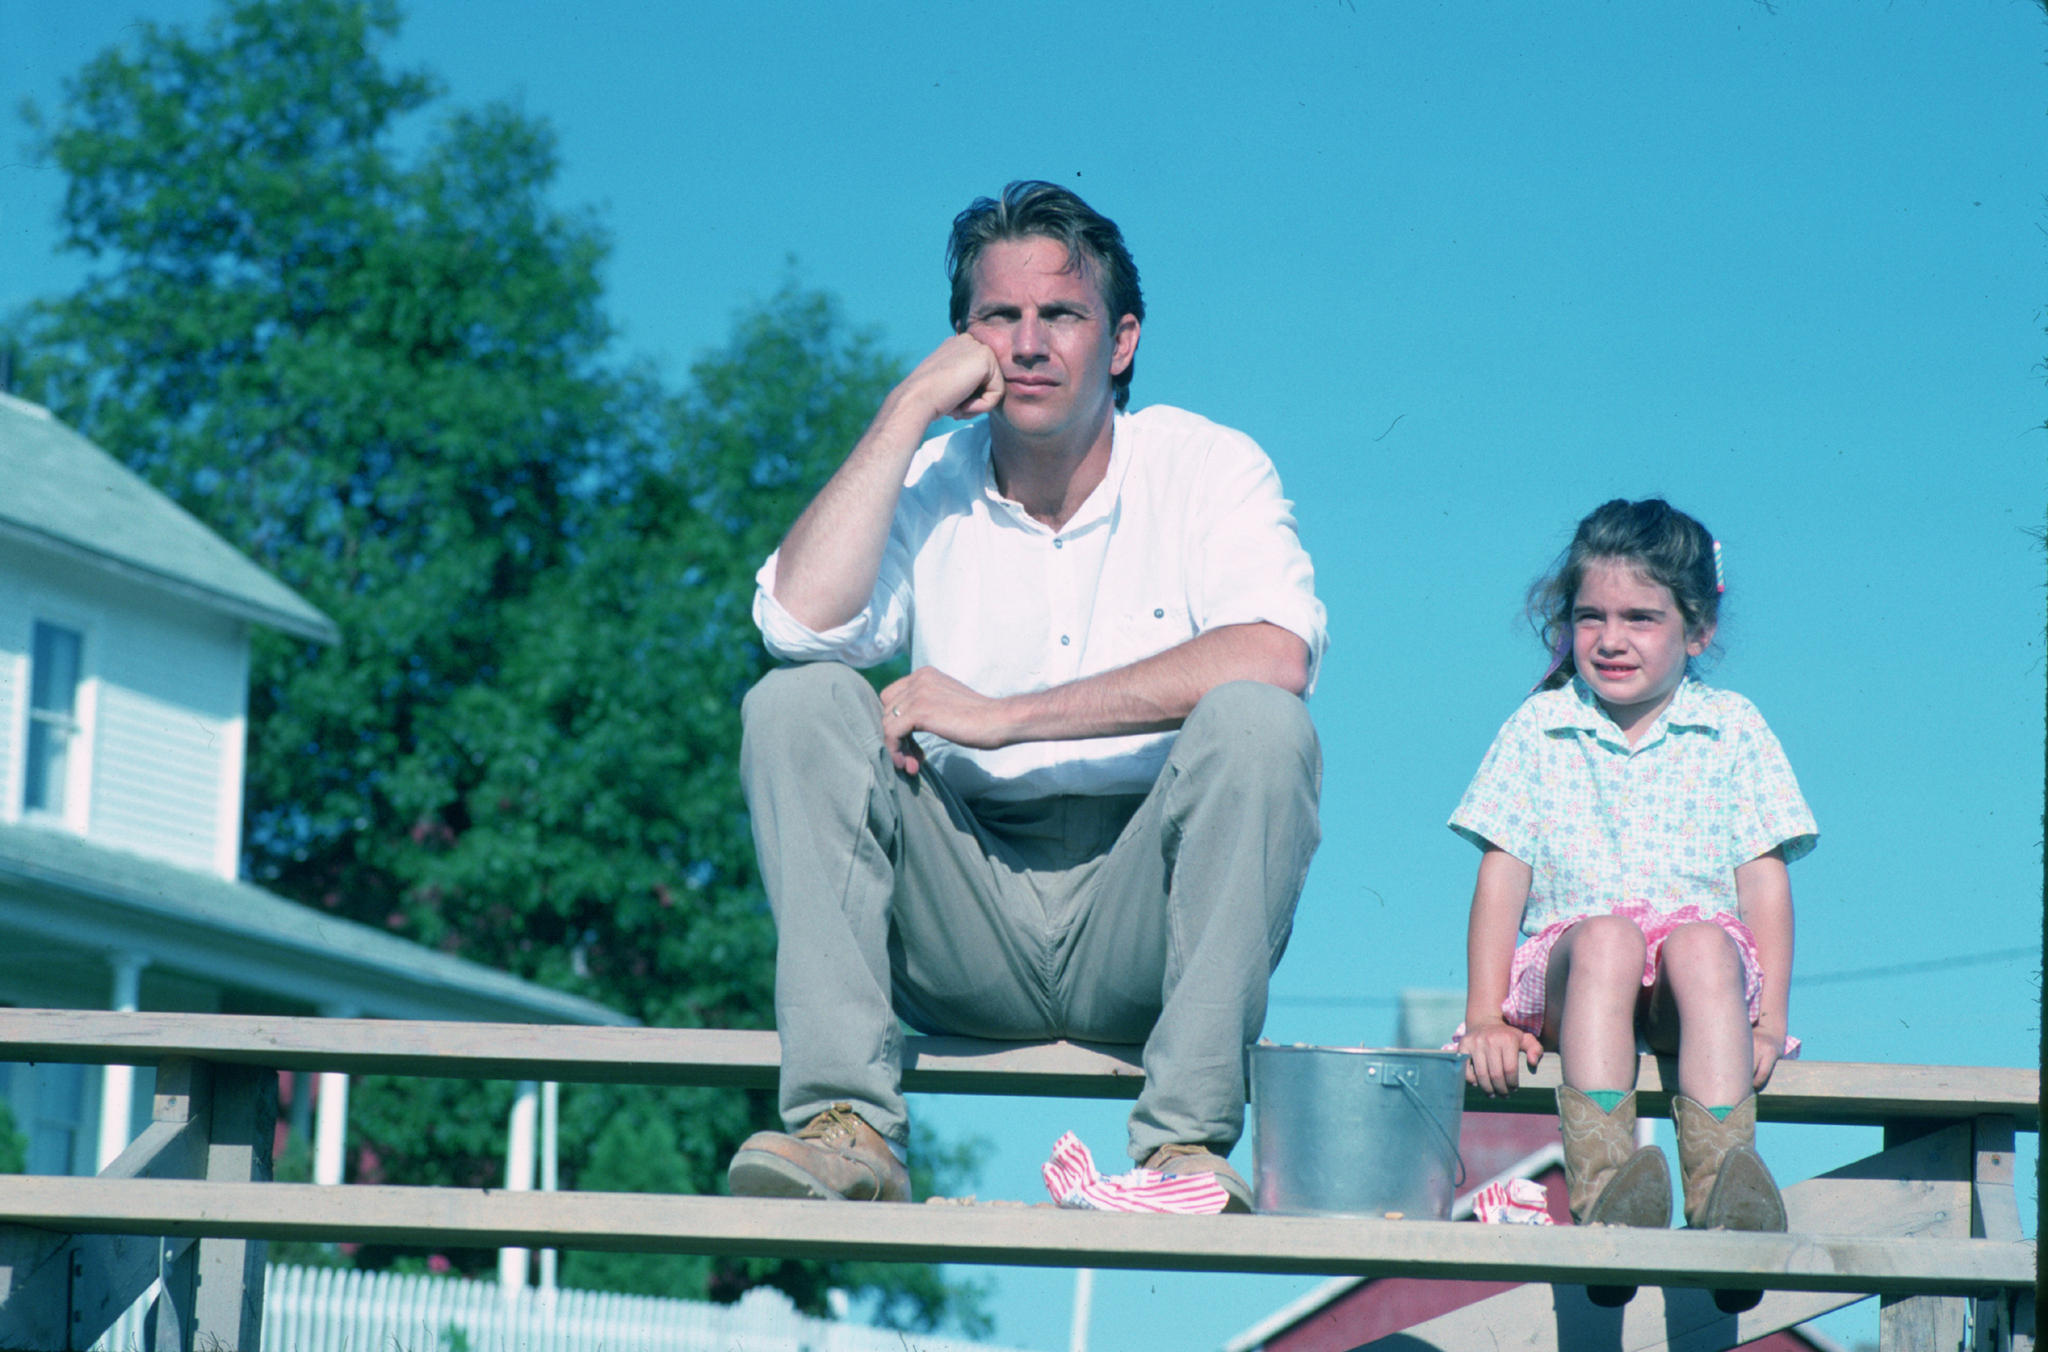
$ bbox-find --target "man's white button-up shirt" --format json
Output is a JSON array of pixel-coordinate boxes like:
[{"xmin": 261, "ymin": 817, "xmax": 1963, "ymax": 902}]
[{"xmin": 753, "ymin": 405, "xmax": 1326, "ymax": 803}]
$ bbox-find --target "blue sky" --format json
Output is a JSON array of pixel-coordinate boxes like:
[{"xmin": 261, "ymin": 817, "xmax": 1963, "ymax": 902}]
[{"xmin": 4, "ymin": 3, "xmax": 2042, "ymax": 1349}]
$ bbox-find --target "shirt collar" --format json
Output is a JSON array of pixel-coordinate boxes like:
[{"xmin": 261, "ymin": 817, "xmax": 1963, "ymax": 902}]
[
  {"xmin": 1545, "ymin": 674, "xmax": 1720, "ymax": 749},
  {"xmin": 977, "ymin": 412, "xmax": 1129, "ymax": 535}
]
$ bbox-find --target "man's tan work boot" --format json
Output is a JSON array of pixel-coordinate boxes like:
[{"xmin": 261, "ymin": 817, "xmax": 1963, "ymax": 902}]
[
  {"xmin": 1143, "ymin": 1142, "xmax": 1254, "ymax": 1213},
  {"xmin": 727, "ymin": 1103, "xmax": 911, "ymax": 1202},
  {"xmin": 1672, "ymin": 1094, "xmax": 1784, "ymax": 1314},
  {"xmin": 1556, "ymin": 1086, "xmax": 1672, "ymax": 1308}
]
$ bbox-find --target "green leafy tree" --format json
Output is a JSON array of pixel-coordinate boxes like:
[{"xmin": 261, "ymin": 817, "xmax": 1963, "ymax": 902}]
[
  {"xmin": 19, "ymin": 0, "xmax": 622, "ymax": 927},
  {"xmin": 0, "ymin": 1103, "xmax": 27, "ymax": 1176},
  {"xmin": 379, "ymin": 284, "xmax": 900, "ymax": 1026},
  {"xmin": 15, "ymin": 0, "xmax": 980, "ymax": 1333}
]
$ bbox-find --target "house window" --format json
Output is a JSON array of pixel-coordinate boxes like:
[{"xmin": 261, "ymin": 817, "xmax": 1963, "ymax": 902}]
[{"xmin": 24, "ymin": 622, "xmax": 84, "ymax": 816}]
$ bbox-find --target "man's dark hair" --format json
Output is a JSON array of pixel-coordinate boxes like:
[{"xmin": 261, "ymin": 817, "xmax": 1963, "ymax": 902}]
[{"xmin": 946, "ymin": 181, "xmax": 1145, "ymax": 410}]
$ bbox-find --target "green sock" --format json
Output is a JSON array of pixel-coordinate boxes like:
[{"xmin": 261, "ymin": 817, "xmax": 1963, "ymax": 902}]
[
  {"xmin": 1707, "ymin": 1105, "xmax": 1734, "ymax": 1121},
  {"xmin": 1584, "ymin": 1090, "xmax": 1628, "ymax": 1113}
]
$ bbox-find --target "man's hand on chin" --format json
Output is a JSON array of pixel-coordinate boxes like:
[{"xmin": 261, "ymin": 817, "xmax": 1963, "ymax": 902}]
[
  {"xmin": 902, "ymin": 332, "xmax": 1006, "ymax": 426},
  {"xmin": 878, "ymin": 666, "xmax": 1013, "ymax": 774}
]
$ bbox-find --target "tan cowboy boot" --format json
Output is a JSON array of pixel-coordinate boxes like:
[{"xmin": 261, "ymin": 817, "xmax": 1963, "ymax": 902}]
[
  {"xmin": 1557, "ymin": 1087, "xmax": 1672, "ymax": 1226},
  {"xmin": 727, "ymin": 1103, "xmax": 912, "ymax": 1202},
  {"xmin": 1556, "ymin": 1086, "xmax": 1672, "ymax": 1308},
  {"xmin": 1143, "ymin": 1142, "xmax": 1254, "ymax": 1214},
  {"xmin": 1672, "ymin": 1093, "xmax": 1785, "ymax": 1313}
]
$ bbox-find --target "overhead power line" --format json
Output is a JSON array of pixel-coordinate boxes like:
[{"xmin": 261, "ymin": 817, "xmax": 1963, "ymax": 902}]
[{"xmin": 1792, "ymin": 945, "xmax": 2039, "ymax": 989}]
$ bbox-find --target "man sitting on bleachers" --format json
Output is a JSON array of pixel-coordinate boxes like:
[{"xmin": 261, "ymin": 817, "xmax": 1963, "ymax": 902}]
[{"xmin": 728, "ymin": 181, "xmax": 1326, "ymax": 1210}]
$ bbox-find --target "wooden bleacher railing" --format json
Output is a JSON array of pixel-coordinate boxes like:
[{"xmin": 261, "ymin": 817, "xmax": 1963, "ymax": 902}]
[{"xmin": 0, "ymin": 1009, "xmax": 2032, "ymax": 1352}]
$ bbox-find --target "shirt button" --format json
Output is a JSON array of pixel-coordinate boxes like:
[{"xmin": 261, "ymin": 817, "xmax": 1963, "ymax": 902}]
[
  {"xmin": 1053, "ymin": 538, "xmax": 1064, "ymax": 549},
  {"xmin": 1061, "ymin": 635, "xmax": 1071, "ymax": 646},
  {"xmin": 1154, "ymin": 608, "xmax": 1165, "ymax": 618}
]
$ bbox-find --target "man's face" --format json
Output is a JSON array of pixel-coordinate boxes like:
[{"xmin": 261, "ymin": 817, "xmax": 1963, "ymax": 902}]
[{"xmin": 960, "ymin": 236, "xmax": 1139, "ymax": 442}]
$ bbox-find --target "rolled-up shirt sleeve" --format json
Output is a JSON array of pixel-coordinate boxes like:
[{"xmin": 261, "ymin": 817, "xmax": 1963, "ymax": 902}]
[
  {"xmin": 1189, "ymin": 428, "xmax": 1329, "ymax": 694},
  {"xmin": 752, "ymin": 530, "xmax": 916, "ymax": 668}
]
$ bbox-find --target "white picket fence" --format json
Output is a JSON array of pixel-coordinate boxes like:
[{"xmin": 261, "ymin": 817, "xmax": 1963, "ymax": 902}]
[{"xmin": 96, "ymin": 1264, "xmax": 1024, "ymax": 1352}]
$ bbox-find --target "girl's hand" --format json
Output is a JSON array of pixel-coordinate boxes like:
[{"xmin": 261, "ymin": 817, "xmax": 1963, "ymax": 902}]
[
  {"xmin": 1735, "ymin": 850, "xmax": 1793, "ymax": 1094},
  {"xmin": 1461, "ymin": 1020, "xmax": 1543, "ymax": 1097},
  {"xmin": 1461, "ymin": 848, "xmax": 1539, "ymax": 1097},
  {"xmin": 1751, "ymin": 1028, "xmax": 1784, "ymax": 1090}
]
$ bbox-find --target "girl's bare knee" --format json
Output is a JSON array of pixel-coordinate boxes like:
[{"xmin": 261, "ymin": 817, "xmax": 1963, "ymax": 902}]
[
  {"xmin": 1661, "ymin": 923, "xmax": 1744, "ymax": 993},
  {"xmin": 1564, "ymin": 915, "xmax": 1647, "ymax": 984}
]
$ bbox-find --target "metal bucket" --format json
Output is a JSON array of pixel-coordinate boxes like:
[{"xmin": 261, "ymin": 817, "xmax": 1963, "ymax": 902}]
[{"xmin": 1251, "ymin": 1045, "xmax": 1467, "ymax": 1218}]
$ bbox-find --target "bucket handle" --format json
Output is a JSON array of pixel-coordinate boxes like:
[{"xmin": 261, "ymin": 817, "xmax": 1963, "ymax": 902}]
[{"xmin": 1392, "ymin": 1072, "xmax": 1467, "ymax": 1189}]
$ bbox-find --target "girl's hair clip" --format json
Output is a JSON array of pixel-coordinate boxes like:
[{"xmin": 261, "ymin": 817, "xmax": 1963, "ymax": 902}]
[{"xmin": 1712, "ymin": 539, "xmax": 1726, "ymax": 594}]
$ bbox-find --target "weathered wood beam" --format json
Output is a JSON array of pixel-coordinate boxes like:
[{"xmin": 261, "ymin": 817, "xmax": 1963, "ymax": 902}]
[
  {"xmin": 1476, "ymin": 1057, "xmax": 2041, "ymax": 1127},
  {"xmin": 0, "ymin": 1011, "xmax": 1147, "ymax": 1097},
  {"xmin": 1878, "ymin": 1116, "xmax": 1972, "ymax": 1351},
  {"xmin": 1348, "ymin": 1118, "xmax": 1979, "ymax": 1350},
  {"xmin": 904, "ymin": 1035, "xmax": 1148, "ymax": 1098},
  {"xmin": 1974, "ymin": 1114, "xmax": 2022, "ymax": 1242},
  {"xmin": 1971, "ymin": 1118, "xmax": 2028, "ymax": 1352},
  {"xmin": 0, "ymin": 1229, "xmax": 187, "ymax": 1352},
  {"xmin": 103, "ymin": 1118, "xmax": 205, "ymax": 1183},
  {"xmin": 0, "ymin": 1228, "xmax": 64, "ymax": 1305},
  {"xmin": 0, "ymin": 1008, "xmax": 787, "ymax": 1085},
  {"xmin": 0, "ymin": 1058, "xmax": 274, "ymax": 1352},
  {"xmin": 189, "ymin": 1063, "xmax": 274, "ymax": 1351},
  {"xmin": 0, "ymin": 1010, "xmax": 2033, "ymax": 1125},
  {"xmin": 0, "ymin": 1178, "xmax": 2026, "ymax": 1297},
  {"xmin": 0, "ymin": 1057, "xmax": 212, "ymax": 1351}
]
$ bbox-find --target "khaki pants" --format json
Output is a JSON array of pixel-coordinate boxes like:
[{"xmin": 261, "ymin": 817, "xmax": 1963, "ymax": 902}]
[{"xmin": 740, "ymin": 662, "xmax": 1321, "ymax": 1161}]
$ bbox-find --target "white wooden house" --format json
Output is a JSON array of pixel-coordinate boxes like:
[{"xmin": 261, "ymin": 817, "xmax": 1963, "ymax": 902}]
[{"xmin": 0, "ymin": 390, "xmax": 628, "ymax": 1193}]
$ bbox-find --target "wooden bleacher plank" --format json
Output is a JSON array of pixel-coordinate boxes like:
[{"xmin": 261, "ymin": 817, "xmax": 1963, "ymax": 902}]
[
  {"xmin": 0, "ymin": 1009, "xmax": 1147, "ymax": 1097},
  {"xmin": 1458, "ymin": 1055, "xmax": 2041, "ymax": 1127},
  {"xmin": 0, "ymin": 1010, "xmax": 2033, "ymax": 1127},
  {"xmin": 0, "ymin": 1177, "xmax": 2027, "ymax": 1298},
  {"xmin": 0, "ymin": 1011, "xmax": 2031, "ymax": 1345},
  {"xmin": 1349, "ymin": 1117, "xmax": 1978, "ymax": 1350},
  {"xmin": 902, "ymin": 1035, "xmax": 1146, "ymax": 1097},
  {"xmin": 0, "ymin": 1009, "xmax": 787, "ymax": 1089}
]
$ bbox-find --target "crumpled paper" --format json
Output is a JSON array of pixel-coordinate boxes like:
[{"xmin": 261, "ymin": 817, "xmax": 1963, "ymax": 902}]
[
  {"xmin": 1040, "ymin": 1132, "xmax": 1231, "ymax": 1214},
  {"xmin": 1470, "ymin": 1177, "xmax": 1555, "ymax": 1225}
]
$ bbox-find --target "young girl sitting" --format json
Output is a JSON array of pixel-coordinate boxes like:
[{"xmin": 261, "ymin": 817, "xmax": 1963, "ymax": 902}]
[{"xmin": 1450, "ymin": 498, "xmax": 1816, "ymax": 1312}]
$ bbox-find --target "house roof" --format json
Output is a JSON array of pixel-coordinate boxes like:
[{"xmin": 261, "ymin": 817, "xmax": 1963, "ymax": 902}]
[
  {"xmin": 0, "ymin": 820, "xmax": 633, "ymax": 1026},
  {"xmin": 0, "ymin": 393, "xmax": 338, "ymax": 644}
]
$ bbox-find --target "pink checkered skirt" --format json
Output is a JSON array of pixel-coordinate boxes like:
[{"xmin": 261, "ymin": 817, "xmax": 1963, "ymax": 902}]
[{"xmin": 1499, "ymin": 902, "xmax": 1766, "ymax": 1037}]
